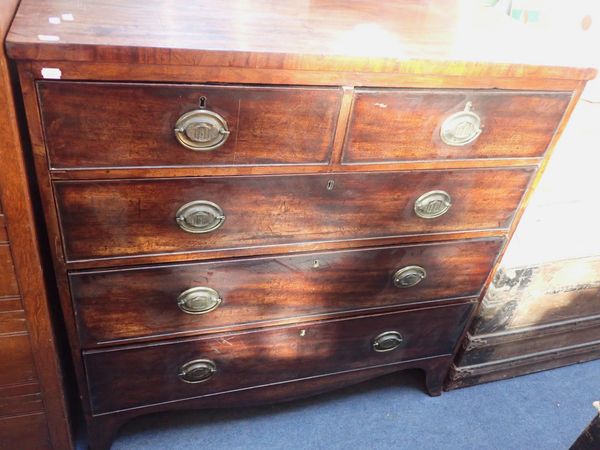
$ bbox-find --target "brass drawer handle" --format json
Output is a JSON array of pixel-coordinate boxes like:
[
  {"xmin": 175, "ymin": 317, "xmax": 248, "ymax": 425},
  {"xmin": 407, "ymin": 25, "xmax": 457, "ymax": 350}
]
[
  {"xmin": 414, "ymin": 190, "xmax": 452, "ymax": 219},
  {"xmin": 178, "ymin": 359, "xmax": 217, "ymax": 384},
  {"xmin": 174, "ymin": 109, "xmax": 230, "ymax": 151},
  {"xmin": 175, "ymin": 200, "xmax": 225, "ymax": 234},
  {"xmin": 393, "ymin": 265, "xmax": 427, "ymax": 288},
  {"xmin": 372, "ymin": 331, "xmax": 403, "ymax": 352},
  {"xmin": 177, "ymin": 287, "xmax": 222, "ymax": 315},
  {"xmin": 440, "ymin": 101, "xmax": 482, "ymax": 146}
]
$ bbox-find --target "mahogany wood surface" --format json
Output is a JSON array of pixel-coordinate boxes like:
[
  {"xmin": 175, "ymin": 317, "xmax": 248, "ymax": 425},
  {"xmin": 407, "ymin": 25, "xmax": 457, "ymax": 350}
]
[
  {"xmin": 0, "ymin": 245, "xmax": 19, "ymax": 297},
  {"xmin": 84, "ymin": 302, "xmax": 473, "ymax": 414},
  {"xmin": 0, "ymin": 301, "xmax": 26, "ymax": 335},
  {"xmin": 0, "ymin": 333, "xmax": 36, "ymax": 386},
  {"xmin": 85, "ymin": 355, "xmax": 453, "ymax": 450},
  {"xmin": 0, "ymin": 1, "xmax": 73, "ymax": 448},
  {"xmin": 0, "ymin": 413, "xmax": 51, "ymax": 450},
  {"xmin": 55, "ymin": 168, "xmax": 533, "ymax": 263},
  {"xmin": 0, "ymin": 218, "xmax": 8, "ymax": 243},
  {"xmin": 5, "ymin": 0, "xmax": 596, "ymax": 81},
  {"xmin": 5, "ymin": 1, "xmax": 595, "ymax": 448},
  {"xmin": 70, "ymin": 238, "xmax": 502, "ymax": 347},
  {"xmin": 344, "ymin": 89, "xmax": 571, "ymax": 163},
  {"xmin": 38, "ymin": 82, "xmax": 342, "ymax": 169}
]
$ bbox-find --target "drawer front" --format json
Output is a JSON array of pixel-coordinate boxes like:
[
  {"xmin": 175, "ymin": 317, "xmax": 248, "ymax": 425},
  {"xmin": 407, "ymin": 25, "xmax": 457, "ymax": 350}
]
[
  {"xmin": 37, "ymin": 82, "xmax": 343, "ymax": 169},
  {"xmin": 84, "ymin": 302, "xmax": 473, "ymax": 413},
  {"xmin": 70, "ymin": 238, "xmax": 503, "ymax": 346},
  {"xmin": 55, "ymin": 168, "xmax": 533, "ymax": 262},
  {"xmin": 343, "ymin": 89, "xmax": 571, "ymax": 163}
]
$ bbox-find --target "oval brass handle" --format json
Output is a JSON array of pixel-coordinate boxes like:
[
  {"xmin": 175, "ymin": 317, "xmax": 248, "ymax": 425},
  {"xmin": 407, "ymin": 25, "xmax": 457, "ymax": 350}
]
[
  {"xmin": 440, "ymin": 101, "xmax": 482, "ymax": 146},
  {"xmin": 178, "ymin": 359, "xmax": 217, "ymax": 383},
  {"xmin": 393, "ymin": 265, "xmax": 427, "ymax": 288},
  {"xmin": 372, "ymin": 331, "xmax": 403, "ymax": 352},
  {"xmin": 175, "ymin": 200, "xmax": 225, "ymax": 234},
  {"xmin": 174, "ymin": 109, "xmax": 230, "ymax": 151},
  {"xmin": 177, "ymin": 287, "xmax": 222, "ymax": 315},
  {"xmin": 414, "ymin": 190, "xmax": 452, "ymax": 219}
]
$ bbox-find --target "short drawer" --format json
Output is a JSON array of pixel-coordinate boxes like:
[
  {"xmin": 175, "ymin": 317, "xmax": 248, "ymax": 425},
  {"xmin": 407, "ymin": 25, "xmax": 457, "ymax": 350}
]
[
  {"xmin": 55, "ymin": 168, "xmax": 533, "ymax": 262},
  {"xmin": 84, "ymin": 302, "xmax": 473, "ymax": 414},
  {"xmin": 343, "ymin": 89, "xmax": 571, "ymax": 163},
  {"xmin": 70, "ymin": 238, "xmax": 503, "ymax": 346},
  {"xmin": 37, "ymin": 82, "xmax": 343, "ymax": 169}
]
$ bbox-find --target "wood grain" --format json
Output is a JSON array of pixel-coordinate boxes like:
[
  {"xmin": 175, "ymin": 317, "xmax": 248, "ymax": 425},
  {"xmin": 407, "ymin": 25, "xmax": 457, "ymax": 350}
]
[
  {"xmin": 0, "ymin": 245, "xmax": 19, "ymax": 297},
  {"xmin": 85, "ymin": 355, "xmax": 453, "ymax": 450},
  {"xmin": 0, "ymin": 1, "xmax": 72, "ymax": 447},
  {"xmin": 344, "ymin": 89, "xmax": 571, "ymax": 163},
  {"xmin": 22, "ymin": 61, "xmax": 588, "ymax": 91},
  {"xmin": 0, "ymin": 413, "xmax": 51, "ymax": 450},
  {"xmin": 6, "ymin": 1, "xmax": 594, "ymax": 448},
  {"xmin": 38, "ymin": 82, "xmax": 342, "ymax": 169},
  {"xmin": 84, "ymin": 302, "xmax": 473, "ymax": 414},
  {"xmin": 0, "ymin": 333, "xmax": 37, "ymax": 386},
  {"xmin": 70, "ymin": 238, "xmax": 502, "ymax": 347},
  {"xmin": 54, "ymin": 168, "xmax": 533, "ymax": 262},
  {"xmin": 6, "ymin": 0, "xmax": 596, "ymax": 81}
]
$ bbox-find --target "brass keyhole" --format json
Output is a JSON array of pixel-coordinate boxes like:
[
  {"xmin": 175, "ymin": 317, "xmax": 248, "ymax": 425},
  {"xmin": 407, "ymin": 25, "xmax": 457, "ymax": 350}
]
[{"xmin": 199, "ymin": 96, "xmax": 207, "ymax": 108}]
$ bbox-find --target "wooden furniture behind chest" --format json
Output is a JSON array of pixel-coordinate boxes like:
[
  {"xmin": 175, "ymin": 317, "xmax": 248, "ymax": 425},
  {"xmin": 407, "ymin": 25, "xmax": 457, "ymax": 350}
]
[
  {"xmin": 6, "ymin": 1, "xmax": 595, "ymax": 449},
  {"xmin": 0, "ymin": 1, "xmax": 72, "ymax": 449}
]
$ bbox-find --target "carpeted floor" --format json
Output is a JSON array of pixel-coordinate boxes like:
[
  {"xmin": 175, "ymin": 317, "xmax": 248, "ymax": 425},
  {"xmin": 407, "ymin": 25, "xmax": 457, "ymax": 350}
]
[{"xmin": 93, "ymin": 359, "xmax": 600, "ymax": 450}]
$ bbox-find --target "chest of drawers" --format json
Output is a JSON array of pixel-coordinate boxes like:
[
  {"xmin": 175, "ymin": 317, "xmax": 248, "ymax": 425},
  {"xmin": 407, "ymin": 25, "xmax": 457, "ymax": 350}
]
[{"xmin": 6, "ymin": 1, "xmax": 595, "ymax": 449}]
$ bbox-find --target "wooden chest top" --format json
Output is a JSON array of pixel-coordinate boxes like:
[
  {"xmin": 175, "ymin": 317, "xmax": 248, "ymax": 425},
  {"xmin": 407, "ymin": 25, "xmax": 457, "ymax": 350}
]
[{"xmin": 5, "ymin": 0, "xmax": 596, "ymax": 81}]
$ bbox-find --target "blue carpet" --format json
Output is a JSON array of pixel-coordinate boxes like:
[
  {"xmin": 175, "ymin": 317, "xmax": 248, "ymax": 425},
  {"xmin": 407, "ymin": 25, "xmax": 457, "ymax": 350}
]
[{"xmin": 101, "ymin": 360, "xmax": 600, "ymax": 450}]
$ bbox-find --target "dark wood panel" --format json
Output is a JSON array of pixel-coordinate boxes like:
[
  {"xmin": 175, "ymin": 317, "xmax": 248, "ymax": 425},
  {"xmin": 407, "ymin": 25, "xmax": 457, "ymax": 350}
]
[
  {"xmin": 447, "ymin": 340, "xmax": 600, "ymax": 391},
  {"xmin": 458, "ymin": 314, "xmax": 600, "ymax": 366},
  {"xmin": 85, "ymin": 302, "xmax": 473, "ymax": 414},
  {"xmin": 0, "ymin": 309, "xmax": 27, "ymax": 335},
  {"xmin": 0, "ymin": 218, "xmax": 7, "ymax": 242},
  {"xmin": 344, "ymin": 89, "xmax": 571, "ymax": 163},
  {"xmin": 0, "ymin": 413, "xmax": 50, "ymax": 450},
  {"xmin": 0, "ymin": 391, "xmax": 44, "ymax": 416},
  {"xmin": 38, "ymin": 82, "xmax": 342, "ymax": 169},
  {"xmin": 0, "ymin": 245, "xmax": 18, "ymax": 297},
  {"xmin": 70, "ymin": 238, "xmax": 502, "ymax": 347},
  {"xmin": 0, "ymin": 381, "xmax": 39, "ymax": 398},
  {"xmin": 85, "ymin": 355, "xmax": 453, "ymax": 450},
  {"xmin": 0, "ymin": 333, "xmax": 37, "ymax": 386},
  {"xmin": 55, "ymin": 168, "xmax": 533, "ymax": 262},
  {"xmin": 0, "ymin": 297, "xmax": 21, "ymax": 313}
]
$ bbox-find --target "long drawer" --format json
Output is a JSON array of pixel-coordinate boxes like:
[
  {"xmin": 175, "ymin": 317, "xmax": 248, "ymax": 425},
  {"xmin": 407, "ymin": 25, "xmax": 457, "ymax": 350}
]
[
  {"xmin": 84, "ymin": 301, "xmax": 474, "ymax": 414},
  {"xmin": 70, "ymin": 238, "xmax": 503, "ymax": 346},
  {"xmin": 343, "ymin": 89, "xmax": 570, "ymax": 163},
  {"xmin": 37, "ymin": 82, "xmax": 343, "ymax": 169},
  {"xmin": 55, "ymin": 168, "xmax": 533, "ymax": 262}
]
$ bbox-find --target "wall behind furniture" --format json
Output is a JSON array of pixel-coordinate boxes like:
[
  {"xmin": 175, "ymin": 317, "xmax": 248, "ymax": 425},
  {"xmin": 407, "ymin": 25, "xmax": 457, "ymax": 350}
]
[{"xmin": 448, "ymin": 2, "xmax": 600, "ymax": 387}]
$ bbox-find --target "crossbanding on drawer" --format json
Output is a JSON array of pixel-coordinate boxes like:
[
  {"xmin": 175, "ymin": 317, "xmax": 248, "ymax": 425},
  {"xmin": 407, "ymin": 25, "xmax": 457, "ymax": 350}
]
[
  {"xmin": 37, "ymin": 81, "xmax": 343, "ymax": 169},
  {"xmin": 84, "ymin": 301, "xmax": 473, "ymax": 414},
  {"xmin": 343, "ymin": 89, "xmax": 571, "ymax": 163},
  {"xmin": 70, "ymin": 238, "xmax": 503, "ymax": 346},
  {"xmin": 54, "ymin": 168, "xmax": 533, "ymax": 262}
]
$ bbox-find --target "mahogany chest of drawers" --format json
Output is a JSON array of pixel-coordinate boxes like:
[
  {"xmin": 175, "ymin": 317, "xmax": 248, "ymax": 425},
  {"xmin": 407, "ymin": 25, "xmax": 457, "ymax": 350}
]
[{"xmin": 6, "ymin": 1, "xmax": 595, "ymax": 449}]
